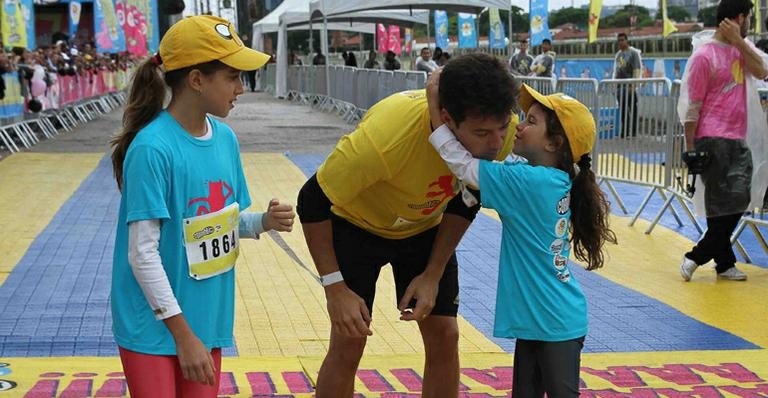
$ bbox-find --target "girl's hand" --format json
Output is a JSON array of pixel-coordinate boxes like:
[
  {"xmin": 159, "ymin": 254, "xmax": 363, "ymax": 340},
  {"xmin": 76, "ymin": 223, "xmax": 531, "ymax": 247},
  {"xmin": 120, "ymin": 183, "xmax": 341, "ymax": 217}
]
[
  {"xmin": 262, "ymin": 198, "xmax": 295, "ymax": 232},
  {"xmin": 175, "ymin": 331, "xmax": 217, "ymax": 385},
  {"xmin": 426, "ymin": 68, "xmax": 443, "ymax": 131}
]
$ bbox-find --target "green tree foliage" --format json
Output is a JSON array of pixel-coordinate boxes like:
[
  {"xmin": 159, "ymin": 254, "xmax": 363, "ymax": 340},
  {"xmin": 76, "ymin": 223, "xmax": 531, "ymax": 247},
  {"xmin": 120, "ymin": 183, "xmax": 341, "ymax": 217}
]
[
  {"xmin": 655, "ymin": 1, "xmax": 691, "ymax": 21},
  {"xmin": 601, "ymin": 5, "xmax": 654, "ymax": 28},
  {"xmin": 697, "ymin": 5, "xmax": 717, "ymax": 26},
  {"xmin": 549, "ymin": 7, "xmax": 589, "ymax": 29}
]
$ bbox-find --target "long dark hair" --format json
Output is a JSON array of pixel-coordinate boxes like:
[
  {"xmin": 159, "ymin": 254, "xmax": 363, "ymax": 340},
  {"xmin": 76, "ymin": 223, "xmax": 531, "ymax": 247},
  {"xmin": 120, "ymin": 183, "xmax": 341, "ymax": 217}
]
[
  {"xmin": 110, "ymin": 59, "xmax": 227, "ymax": 190},
  {"xmin": 543, "ymin": 108, "xmax": 617, "ymax": 270}
]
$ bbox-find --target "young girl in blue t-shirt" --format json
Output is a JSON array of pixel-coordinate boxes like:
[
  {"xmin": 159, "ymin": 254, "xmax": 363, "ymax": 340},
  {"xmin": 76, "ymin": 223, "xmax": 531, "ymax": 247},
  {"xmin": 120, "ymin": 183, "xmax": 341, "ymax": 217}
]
[
  {"xmin": 427, "ymin": 77, "xmax": 616, "ymax": 397},
  {"xmin": 109, "ymin": 15, "xmax": 295, "ymax": 397}
]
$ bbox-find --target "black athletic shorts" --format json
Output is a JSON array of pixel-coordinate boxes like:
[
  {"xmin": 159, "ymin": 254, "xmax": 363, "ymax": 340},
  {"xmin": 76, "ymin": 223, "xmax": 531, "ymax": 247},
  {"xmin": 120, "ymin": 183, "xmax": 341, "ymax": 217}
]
[{"xmin": 331, "ymin": 215, "xmax": 460, "ymax": 317}]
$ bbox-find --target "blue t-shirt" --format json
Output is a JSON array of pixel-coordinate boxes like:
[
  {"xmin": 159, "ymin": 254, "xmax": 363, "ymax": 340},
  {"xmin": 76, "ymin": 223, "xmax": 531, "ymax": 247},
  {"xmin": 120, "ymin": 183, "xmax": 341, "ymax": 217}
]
[
  {"xmin": 111, "ymin": 111, "xmax": 251, "ymax": 355},
  {"xmin": 479, "ymin": 159, "xmax": 587, "ymax": 342}
]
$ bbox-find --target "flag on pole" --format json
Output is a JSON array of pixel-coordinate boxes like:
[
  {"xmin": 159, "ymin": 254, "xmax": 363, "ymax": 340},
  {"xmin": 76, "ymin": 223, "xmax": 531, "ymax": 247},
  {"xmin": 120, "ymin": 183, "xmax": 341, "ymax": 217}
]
[
  {"xmin": 434, "ymin": 10, "xmax": 449, "ymax": 49},
  {"xmin": 458, "ymin": 13, "xmax": 477, "ymax": 48},
  {"xmin": 388, "ymin": 25, "xmax": 401, "ymax": 55},
  {"xmin": 405, "ymin": 28, "xmax": 413, "ymax": 53},
  {"xmin": 529, "ymin": 0, "xmax": 551, "ymax": 46},
  {"xmin": 377, "ymin": 23, "xmax": 388, "ymax": 53},
  {"xmin": 662, "ymin": 0, "xmax": 678, "ymax": 38},
  {"xmin": 69, "ymin": 1, "xmax": 82, "ymax": 39},
  {"xmin": 489, "ymin": 8, "xmax": 505, "ymax": 49},
  {"xmin": 588, "ymin": 0, "xmax": 602, "ymax": 43}
]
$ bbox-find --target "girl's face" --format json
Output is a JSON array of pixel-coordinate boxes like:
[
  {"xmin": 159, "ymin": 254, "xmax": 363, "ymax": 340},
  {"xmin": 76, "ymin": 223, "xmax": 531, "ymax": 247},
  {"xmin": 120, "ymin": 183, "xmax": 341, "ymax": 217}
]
[
  {"xmin": 513, "ymin": 103, "xmax": 558, "ymax": 163},
  {"xmin": 199, "ymin": 65, "xmax": 244, "ymax": 117}
]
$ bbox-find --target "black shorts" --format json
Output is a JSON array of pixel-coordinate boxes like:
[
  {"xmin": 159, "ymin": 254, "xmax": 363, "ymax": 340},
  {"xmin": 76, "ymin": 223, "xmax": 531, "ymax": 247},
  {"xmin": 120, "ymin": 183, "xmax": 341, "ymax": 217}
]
[{"xmin": 331, "ymin": 215, "xmax": 460, "ymax": 317}]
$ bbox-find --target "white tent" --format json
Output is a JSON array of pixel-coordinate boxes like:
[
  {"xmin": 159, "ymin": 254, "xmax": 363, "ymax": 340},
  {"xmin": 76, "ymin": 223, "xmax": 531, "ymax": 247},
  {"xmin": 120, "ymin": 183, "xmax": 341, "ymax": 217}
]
[
  {"xmin": 274, "ymin": 8, "xmax": 428, "ymax": 98},
  {"xmin": 252, "ymin": 0, "xmax": 376, "ymax": 53},
  {"xmin": 309, "ymin": 0, "xmax": 511, "ymax": 19}
]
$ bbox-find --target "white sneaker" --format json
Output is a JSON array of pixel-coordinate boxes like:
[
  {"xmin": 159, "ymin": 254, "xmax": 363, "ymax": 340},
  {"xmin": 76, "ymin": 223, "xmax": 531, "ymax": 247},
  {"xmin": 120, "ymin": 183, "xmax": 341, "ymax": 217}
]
[
  {"xmin": 680, "ymin": 257, "xmax": 699, "ymax": 281},
  {"xmin": 717, "ymin": 267, "xmax": 748, "ymax": 281}
]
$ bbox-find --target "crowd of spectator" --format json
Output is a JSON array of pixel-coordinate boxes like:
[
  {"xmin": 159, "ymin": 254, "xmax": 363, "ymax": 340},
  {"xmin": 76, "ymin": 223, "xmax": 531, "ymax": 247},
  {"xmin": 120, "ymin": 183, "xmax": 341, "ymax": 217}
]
[{"xmin": 0, "ymin": 40, "xmax": 138, "ymax": 111}]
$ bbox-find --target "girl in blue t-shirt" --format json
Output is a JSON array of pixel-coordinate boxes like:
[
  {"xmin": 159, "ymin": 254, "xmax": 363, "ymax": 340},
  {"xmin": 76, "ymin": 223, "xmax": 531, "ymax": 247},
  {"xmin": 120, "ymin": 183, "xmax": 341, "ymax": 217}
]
[
  {"xmin": 108, "ymin": 16, "xmax": 295, "ymax": 397},
  {"xmin": 426, "ymin": 76, "xmax": 616, "ymax": 397}
]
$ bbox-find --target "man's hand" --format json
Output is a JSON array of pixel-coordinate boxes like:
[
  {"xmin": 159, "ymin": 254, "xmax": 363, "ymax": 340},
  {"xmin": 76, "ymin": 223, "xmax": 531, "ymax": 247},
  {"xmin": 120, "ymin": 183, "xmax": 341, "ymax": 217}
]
[
  {"xmin": 325, "ymin": 283, "xmax": 373, "ymax": 337},
  {"xmin": 718, "ymin": 18, "xmax": 744, "ymax": 45},
  {"xmin": 398, "ymin": 273, "xmax": 440, "ymax": 321},
  {"xmin": 262, "ymin": 198, "xmax": 295, "ymax": 232},
  {"xmin": 426, "ymin": 67, "xmax": 443, "ymax": 130}
]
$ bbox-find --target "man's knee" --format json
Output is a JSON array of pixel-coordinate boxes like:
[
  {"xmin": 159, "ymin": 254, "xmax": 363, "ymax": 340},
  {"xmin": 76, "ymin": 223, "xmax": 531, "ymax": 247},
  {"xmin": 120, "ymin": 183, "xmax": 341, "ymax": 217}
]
[
  {"xmin": 421, "ymin": 317, "xmax": 460, "ymax": 348},
  {"xmin": 327, "ymin": 336, "xmax": 367, "ymax": 365}
]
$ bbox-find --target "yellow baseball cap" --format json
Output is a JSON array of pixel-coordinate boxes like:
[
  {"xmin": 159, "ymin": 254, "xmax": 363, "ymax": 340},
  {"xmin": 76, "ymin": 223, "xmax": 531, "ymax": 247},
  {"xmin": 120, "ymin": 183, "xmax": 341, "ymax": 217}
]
[
  {"xmin": 519, "ymin": 84, "xmax": 596, "ymax": 161},
  {"xmin": 159, "ymin": 15, "xmax": 269, "ymax": 72}
]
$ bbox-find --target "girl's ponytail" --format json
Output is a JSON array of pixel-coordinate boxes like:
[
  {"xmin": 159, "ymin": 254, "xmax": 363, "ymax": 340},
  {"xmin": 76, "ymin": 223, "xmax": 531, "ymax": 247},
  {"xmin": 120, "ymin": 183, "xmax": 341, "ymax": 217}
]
[
  {"xmin": 570, "ymin": 154, "xmax": 617, "ymax": 270},
  {"xmin": 110, "ymin": 56, "xmax": 166, "ymax": 190}
]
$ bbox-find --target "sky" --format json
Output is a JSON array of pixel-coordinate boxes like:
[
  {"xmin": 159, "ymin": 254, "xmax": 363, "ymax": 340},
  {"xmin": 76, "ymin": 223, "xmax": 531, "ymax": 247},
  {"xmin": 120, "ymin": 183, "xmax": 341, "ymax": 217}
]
[{"xmin": 533, "ymin": 0, "xmax": 658, "ymax": 11}]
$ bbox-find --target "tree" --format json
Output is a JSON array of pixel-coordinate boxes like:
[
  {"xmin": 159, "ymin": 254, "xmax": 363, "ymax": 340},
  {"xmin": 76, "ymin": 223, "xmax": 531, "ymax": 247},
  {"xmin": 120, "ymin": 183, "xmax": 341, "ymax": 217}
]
[
  {"xmin": 698, "ymin": 5, "xmax": 717, "ymax": 27},
  {"xmin": 549, "ymin": 7, "xmax": 589, "ymax": 28},
  {"xmin": 655, "ymin": 1, "xmax": 691, "ymax": 21},
  {"xmin": 601, "ymin": 5, "xmax": 653, "ymax": 28}
]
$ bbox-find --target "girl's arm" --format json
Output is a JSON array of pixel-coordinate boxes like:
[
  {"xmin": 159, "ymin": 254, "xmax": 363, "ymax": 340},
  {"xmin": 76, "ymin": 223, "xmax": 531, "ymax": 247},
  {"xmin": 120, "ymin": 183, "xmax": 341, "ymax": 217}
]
[
  {"xmin": 239, "ymin": 199, "xmax": 295, "ymax": 239},
  {"xmin": 428, "ymin": 125, "xmax": 481, "ymax": 189},
  {"xmin": 425, "ymin": 69, "xmax": 481, "ymax": 189},
  {"xmin": 128, "ymin": 219, "xmax": 216, "ymax": 385}
]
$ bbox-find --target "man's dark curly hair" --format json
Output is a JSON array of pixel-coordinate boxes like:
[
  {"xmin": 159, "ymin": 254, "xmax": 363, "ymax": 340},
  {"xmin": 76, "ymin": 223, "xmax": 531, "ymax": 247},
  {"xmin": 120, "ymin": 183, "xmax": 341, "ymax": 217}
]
[{"xmin": 438, "ymin": 53, "xmax": 519, "ymax": 127}]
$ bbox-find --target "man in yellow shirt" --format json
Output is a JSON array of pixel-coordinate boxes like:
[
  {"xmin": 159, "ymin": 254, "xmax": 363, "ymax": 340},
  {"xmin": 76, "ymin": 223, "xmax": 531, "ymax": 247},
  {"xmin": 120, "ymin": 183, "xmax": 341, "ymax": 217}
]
[{"xmin": 296, "ymin": 53, "xmax": 519, "ymax": 398}]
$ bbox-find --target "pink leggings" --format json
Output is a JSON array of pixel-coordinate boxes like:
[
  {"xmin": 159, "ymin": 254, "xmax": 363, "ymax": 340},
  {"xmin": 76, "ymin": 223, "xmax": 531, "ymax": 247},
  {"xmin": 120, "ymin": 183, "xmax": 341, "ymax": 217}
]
[{"xmin": 118, "ymin": 346, "xmax": 222, "ymax": 398}]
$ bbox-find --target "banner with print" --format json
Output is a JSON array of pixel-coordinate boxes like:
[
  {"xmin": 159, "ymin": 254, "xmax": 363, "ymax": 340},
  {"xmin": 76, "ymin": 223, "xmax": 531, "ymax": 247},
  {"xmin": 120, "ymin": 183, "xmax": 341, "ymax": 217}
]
[
  {"xmin": 20, "ymin": 0, "xmax": 35, "ymax": 49},
  {"xmin": 95, "ymin": 0, "xmax": 127, "ymax": 53},
  {"xmin": 69, "ymin": 1, "xmax": 82, "ymax": 38},
  {"xmin": 404, "ymin": 28, "xmax": 413, "ymax": 53},
  {"xmin": 489, "ymin": 8, "xmax": 505, "ymax": 49},
  {"xmin": 529, "ymin": 0, "xmax": 552, "ymax": 46},
  {"xmin": 588, "ymin": 0, "xmax": 602, "ymax": 43},
  {"xmin": 377, "ymin": 23, "xmax": 388, "ymax": 53},
  {"xmin": 1, "ymin": 0, "xmax": 27, "ymax": 49},
  {"xmin": 434, "ymin": 10, "xmax": 449, "ymax": 49},
  {"xmin": 458, "ymin": 13, "xmax": 477, "ymax": 48},
  {"xmin": 387, "ymin": 25, "xmax": 401, "ymax": 55}
]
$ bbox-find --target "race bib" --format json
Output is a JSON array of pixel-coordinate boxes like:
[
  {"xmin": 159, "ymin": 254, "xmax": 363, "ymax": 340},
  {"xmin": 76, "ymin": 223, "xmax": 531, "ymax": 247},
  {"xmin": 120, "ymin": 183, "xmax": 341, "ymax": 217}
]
[{"xmin": 183, "ymin": 202, "xmax": 240, "ymax": 280}]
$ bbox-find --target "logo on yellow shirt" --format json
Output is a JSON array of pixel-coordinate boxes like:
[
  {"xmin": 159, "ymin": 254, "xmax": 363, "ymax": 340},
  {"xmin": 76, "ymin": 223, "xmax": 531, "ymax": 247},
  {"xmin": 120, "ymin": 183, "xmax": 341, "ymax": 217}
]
[{"xmin": 407, "ymin": 174, "xmax": 458, "ymax": 216}]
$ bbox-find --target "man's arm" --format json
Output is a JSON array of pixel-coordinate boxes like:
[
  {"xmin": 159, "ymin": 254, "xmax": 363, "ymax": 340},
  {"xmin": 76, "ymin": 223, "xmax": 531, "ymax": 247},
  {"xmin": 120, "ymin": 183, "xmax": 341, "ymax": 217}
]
[
  {"xmin": 297, "ymin": 175, "xmax": 372, "ymax": 338},
  {"xmin": 398, "ymin": 212, "xmax": 472, "ymax": 321},
  {"xmin": 632, "ymin": 50, "xmax": 642, "ymax": 79},
  {"xmin": 720, "ymin": 18, "xmax": 768, "ymax": 79}
]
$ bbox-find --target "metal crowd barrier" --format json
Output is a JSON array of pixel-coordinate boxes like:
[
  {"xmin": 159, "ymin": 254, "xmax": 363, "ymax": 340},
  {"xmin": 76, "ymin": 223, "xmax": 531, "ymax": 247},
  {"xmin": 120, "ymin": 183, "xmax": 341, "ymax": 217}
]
[
  {"xmin": 284, "ymin": 65, "xmax": 426, "ymax": 123},
  {"xmin": 1, "ymin": 70, "xmax": 131, "ymax": 155}
]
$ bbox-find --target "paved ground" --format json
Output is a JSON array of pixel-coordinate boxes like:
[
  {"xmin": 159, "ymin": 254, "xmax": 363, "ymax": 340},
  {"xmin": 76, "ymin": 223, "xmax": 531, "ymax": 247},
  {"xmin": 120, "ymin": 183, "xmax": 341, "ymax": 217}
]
[
  {"xmin": 8, "ymin": 92, "xmax": 351, "ymax": 156},
  {"xmin": 0, "ymin": 92, "xmax": 767, "ymax": 397}
]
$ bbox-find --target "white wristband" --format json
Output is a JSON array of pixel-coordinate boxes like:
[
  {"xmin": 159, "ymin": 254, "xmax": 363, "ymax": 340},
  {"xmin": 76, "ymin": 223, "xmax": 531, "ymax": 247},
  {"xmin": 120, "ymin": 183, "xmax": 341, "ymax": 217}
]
[{"xmin": 320, "ymin": 271, "xmax": 344, "ymax": 287}]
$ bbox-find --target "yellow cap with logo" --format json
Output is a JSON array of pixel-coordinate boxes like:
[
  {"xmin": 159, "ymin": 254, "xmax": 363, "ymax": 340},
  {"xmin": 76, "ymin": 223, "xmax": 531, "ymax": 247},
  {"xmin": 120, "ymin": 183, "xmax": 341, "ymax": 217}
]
[
  {"xmin": 519, "ymin": 84, "xmax": 596, "ymax": 161},
  {"xmin": 159, "ymin": 15, "xmax": 270, "ymax": 72}
]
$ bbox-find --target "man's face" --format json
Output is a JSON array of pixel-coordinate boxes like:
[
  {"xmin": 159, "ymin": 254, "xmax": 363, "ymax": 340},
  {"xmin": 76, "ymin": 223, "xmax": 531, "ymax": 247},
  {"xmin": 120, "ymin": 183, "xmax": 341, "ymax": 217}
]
[
  {"xmin": 739, "ymin": 12, "xmax": 752, "ymax": 38},
  {"xmin": 443, "ymin": 111, "xmax": 512, "ymax": 160},
  {"xmin": 542, "ymin": 41, "xmax": 551, "ymax": 52},
  {"xmin": 519, "ymin": 41, "xmax": 528, "ymax": 52},
  {"xmin": 618, "ymin": 35, "xmax": 629, "ymax": 50},
  {"xmin": 421, "ymin": 49, "xmax": 431, "ymax": 59}
]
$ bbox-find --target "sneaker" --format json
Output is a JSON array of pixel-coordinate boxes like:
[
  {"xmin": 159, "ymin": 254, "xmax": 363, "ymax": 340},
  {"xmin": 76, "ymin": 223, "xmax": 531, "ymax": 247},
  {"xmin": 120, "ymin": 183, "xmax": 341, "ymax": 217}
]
[
  {"xmin": 680, "ymin": 257, "xmax": 699, "ymax": 281},
  {"xmin": 717, "ymin": 267, "xmax": 748, "ymax": 281}
]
